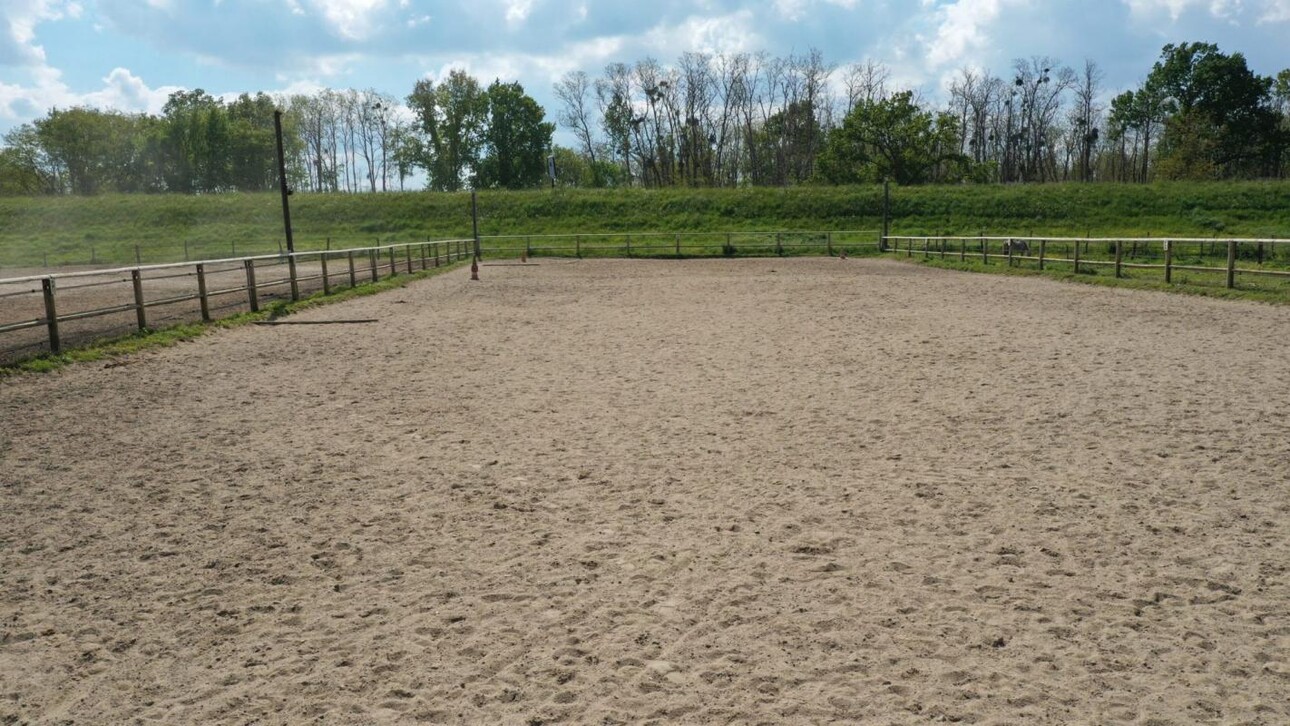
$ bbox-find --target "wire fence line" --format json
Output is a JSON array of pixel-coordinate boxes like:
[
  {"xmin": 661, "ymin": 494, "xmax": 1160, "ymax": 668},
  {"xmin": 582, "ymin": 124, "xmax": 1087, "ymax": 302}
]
[
  {"xmin": 882, "ymin": 235, "xmax": 1290, "ymax": 290},
  {"xmin": 4, "ymin": 228, "xmax": 1287, "ymax": 365},
  {"xmin": 477, "ymin": 230, "xmax": 882, "ymax": 258},
  {"xmin": 0, "ymin": 239, "xmax": 474, "ymax": 363}
]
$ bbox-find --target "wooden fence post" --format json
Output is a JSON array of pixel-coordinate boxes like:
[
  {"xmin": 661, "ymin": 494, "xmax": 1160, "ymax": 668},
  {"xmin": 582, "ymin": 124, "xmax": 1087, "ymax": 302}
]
[
  {"xmin": 347, "ymin": 251, "xmax": 357, "ymax": 287},
  {"xmin": 196, "ymin": 263, "xmax": 211, "ymax": 321},
  {"xmin": 288, "ymin": 254, "xmax": 300, "ymax": 301},
  {"xmin": 576, "ymin": 234, "xmax": 582, "ymax": 258},
  {"xmin": 1038, "ymin": 239, "xmax": 1047, "ymax": 271},
  {"xmin": 776, "ymin": 233, "xmax": 783, "ymax": 256},
  {"xmin": 1164, "ymin": 239, "xmax": 1173, "ymax": 283},
  {"xmin": 244, "ymin": 259, "xmax": 259, "ymax": 312},
  {"xmin": 960, "ymin": 237, "xmax": 966, "ymax": 262},
  {"xmin": 1227, "ymin": 240, "xmax": 1237, "ymax": 289},
  {"xmin": 131, "ymin": 269, "xmax": 147, "ymax": 330},
  {"xmin": 406, "ymin": 245, "xmax": 414, "ymax": 274},
  {"xmin": 420, "ymin": 243, "xmax": 427, "ymax": 270},
  {"xmin": 981, "ymin": 236, "xmax": 988, "ymax": 264},
  {"xmin": 321, "ymin": 254, "xmax": 331, "ymax": 295},
  {"xmin": 1114, "ymin": 240, "xmax": 1123, "ymax": 278},
  {"xmin": 1073, "ymin": 237, "xmax": 1081, "ymax": 274},
  {"xmin": 369, "ymin": 249, "xmax": 378, "ymax": 283},
  {"xmin": 42, "ymin": 277, "xmax": 60, "ymax": 354},
  {"xmin": 676, "ymin": 232, "xmax": 682, "ymax": 257},
  {"xmin": 1007, "ymin": 239, "xmax": 1014, "ymax": 267},
  {"xmin": 388, "ymin": 247, "xmax": 397, "ymax": 277}
]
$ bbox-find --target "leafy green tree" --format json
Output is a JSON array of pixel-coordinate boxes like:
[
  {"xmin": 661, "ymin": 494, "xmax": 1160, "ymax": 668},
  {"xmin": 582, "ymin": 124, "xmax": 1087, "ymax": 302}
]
[
  {"xmin": 160, "ymin": 89, "xmax": 226, "ymax": 192},
  {"xmin": 1147, "ymin": 43, "xmax": 1281, "ymax": 179},
  {"xmin": 225, "ymin": 93, "xmax": 281, "ymax": 191},
  {"xmin": 477, "ymin": 80, "xmax": 555, "ymax": 189},
  {"xmin": 816, "ymin": 91, "xmax": 965, "ymax": 185},
  {"xmin": 406, "ymin": 70, "xmax": 488, "ymax": 191}
]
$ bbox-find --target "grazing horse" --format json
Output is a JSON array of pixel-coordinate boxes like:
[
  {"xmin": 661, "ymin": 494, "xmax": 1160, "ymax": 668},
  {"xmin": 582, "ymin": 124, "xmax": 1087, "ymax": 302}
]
[{"xmin": 1002, "ymin": 239, "xmax": 1030, "ymax": 256}]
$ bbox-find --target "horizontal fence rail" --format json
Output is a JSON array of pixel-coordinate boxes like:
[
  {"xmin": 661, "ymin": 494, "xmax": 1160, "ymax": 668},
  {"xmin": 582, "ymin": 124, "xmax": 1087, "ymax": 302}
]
[
  {"xmin": 882, "ymin": 235, "xmax": 1290, "ymax": 291},
  {"xmin": 478, "ymin": 230, "xmax": 880, "ymax": 259},
  {"xmin": 0, "ymin": 239, "xmax": 474, "ymax": 362}
]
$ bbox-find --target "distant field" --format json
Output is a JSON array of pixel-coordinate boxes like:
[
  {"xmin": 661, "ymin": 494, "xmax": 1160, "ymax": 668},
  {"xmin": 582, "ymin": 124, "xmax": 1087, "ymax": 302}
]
[{"xmin": 2, "ymin": 182, "xmax": 1290, "ymax": 268}]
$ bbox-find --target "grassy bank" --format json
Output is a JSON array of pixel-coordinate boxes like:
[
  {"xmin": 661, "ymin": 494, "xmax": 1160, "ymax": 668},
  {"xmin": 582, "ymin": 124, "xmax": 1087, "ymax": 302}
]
[{"xmin": 2, "ymin": 181, "xmax": 1289, "ymax": 268}]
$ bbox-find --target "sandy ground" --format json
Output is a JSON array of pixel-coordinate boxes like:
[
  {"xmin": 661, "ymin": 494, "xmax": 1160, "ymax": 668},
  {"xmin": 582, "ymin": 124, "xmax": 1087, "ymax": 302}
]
[{"xmin": 1, "ymin": 258, "xmax": 1288, "ymax": 725}]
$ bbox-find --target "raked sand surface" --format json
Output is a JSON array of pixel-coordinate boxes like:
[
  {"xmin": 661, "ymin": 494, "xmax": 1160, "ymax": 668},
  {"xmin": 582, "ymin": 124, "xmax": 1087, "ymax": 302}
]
[{"xmin": 2, "ymin": 257, "xmax": 1289, "ymax": 724}]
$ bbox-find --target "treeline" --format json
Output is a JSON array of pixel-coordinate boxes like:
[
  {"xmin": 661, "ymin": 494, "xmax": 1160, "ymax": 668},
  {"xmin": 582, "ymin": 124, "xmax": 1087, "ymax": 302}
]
[
  {"xmin": 553, "ymin": 42, "xmax": 1290, "ymax": 187},
  {"xmin": 0, "ymin": 76, "xmax": 554, "ymax": 196},
  {"xmin": 1, "ymin": 41, "xmax": 1287, "ymax": 196}
]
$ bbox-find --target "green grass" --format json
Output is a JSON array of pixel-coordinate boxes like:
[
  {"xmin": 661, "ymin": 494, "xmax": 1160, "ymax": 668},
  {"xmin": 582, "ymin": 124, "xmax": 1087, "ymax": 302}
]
[
  {"xmin": 0, "ymin": 258, "xmax": 469, "ymax": 377},
  {"xmin": 3, "ymin": 181, "xmax": 1290, "ymax": 268},
  {"xmin": 898, "ymin": 253, "xmax": 1290, "ymax": 305}
]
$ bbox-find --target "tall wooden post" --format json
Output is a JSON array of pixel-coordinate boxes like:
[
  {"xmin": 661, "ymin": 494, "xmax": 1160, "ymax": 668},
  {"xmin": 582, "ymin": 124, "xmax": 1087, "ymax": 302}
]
[
  {"xmin": 348, "ymin": 251, "xmax": 357, "ymax": 287},
  {"xmin": 274, "ymin": 110, "xmax": 295, "ymax": 255},
  {"xmin": 1114, "ymin": 239, "xmax": 1123, "ymax": 278},
  {"xmin": 1038, "ymin": 239, "xmax": 1047, "ymax": 271},
  {"xmin": 1073, "ymin": 237, "xmax": 1081, "ymax": 274},
  {"xmin": 1164, "ymin": 239, "xmax": 1173, "ymax": 283},
  {"xmin": 321, "ymin": 254, "xmax": 331, "ymax": 295}
]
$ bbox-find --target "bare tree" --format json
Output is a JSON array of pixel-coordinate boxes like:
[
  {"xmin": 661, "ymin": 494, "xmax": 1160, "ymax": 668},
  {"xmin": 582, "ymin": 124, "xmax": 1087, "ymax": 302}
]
[
  {"xmin": 1070, "ymin": 60, "xmax": 1104, "ymax": 182},
  {"xmin": 555, "ymin": 71, "xmax": 599, "ymax": 164}
]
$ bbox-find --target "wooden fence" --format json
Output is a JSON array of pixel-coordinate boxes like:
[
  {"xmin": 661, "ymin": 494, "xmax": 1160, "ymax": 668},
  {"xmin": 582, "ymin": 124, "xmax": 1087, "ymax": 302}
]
[
  {"xmin": 478, "ymin": 230, "xmax": 881, "ymax": 258},
  {"xmin": 883, "ymin": 235, "xmax": 1290, "ymax": 290},
  {"xmin": 0, "ymin": 239, "xmax": 473, "ymax": 361}
]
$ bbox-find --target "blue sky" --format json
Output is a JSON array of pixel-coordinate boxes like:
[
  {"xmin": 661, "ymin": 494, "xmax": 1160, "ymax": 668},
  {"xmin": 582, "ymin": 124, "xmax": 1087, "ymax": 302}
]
[{"xmin": 3, "ymin": 0, "xmax": 1290, "ymax": 139}]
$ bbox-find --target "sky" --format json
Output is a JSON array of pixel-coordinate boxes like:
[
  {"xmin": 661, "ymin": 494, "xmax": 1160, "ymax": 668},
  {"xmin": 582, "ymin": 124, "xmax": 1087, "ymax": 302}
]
[{"xmin": 3, "ymin": 0, "xmax": 1290, "ymax": 141}]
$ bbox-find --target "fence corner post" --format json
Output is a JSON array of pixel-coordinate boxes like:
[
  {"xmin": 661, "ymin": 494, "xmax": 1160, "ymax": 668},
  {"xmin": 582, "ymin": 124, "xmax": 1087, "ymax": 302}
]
[
  {"xmin": 131, "ymin": 269, "xmax": 147, "ymax": 330},
  {"xmin": 42, "ymin": 277, "xmax": 60, "ymax": 354},
  {"xmin": 1227, "ymin": 239, "xmax": 1237, "ymax": 289},
  {"xmin": 244, "ymin": 258, "xmax": 259, "ymax": 312},
  {"xmin": 196, "ymin": 263, "xmax": 211, "ymax": 322}
]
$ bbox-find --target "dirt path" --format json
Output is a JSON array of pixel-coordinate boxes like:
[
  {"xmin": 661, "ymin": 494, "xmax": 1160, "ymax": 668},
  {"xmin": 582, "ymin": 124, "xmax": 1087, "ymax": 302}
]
[{"xmin": 2, "ymin": 258, "xmax": 1288, "ymax": 724}]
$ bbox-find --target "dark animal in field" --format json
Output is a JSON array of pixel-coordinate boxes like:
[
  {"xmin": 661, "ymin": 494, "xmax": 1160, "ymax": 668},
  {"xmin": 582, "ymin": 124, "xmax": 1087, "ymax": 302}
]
[{"xmin": 1002, "ymin": 240, "xmax": 1030, "ymax": 256}]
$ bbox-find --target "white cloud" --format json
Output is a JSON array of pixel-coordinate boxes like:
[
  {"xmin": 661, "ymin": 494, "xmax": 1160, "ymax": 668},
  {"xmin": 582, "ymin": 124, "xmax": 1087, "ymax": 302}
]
[
  {"xmin": 923, "ymin": 0, "xmax": 1029, "ymax": 70},
  {"xmin": 1122, "ymin": 0, "xmax": 1290, "ymax": 20},
  {"xmin": 505, "ymin": 0, "xmax": 535, "ymax": 27},
  {"xmin": 2, "ymin": 0, "xmax": 81, "ymax": 66},
  {"xmin": 642, "ymin": 10, "xmax": 761, "ymax": 55},
  {"xmin": 0, "ymin": 65, "xmax": 182, "ymax": 121},
  {"xmin": 304, "ymin": 0, "xmax": 389, "ymax": 40}
]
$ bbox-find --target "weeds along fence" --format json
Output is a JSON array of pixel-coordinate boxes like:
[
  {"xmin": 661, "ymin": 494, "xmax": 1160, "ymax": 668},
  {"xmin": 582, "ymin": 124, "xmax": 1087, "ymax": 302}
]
[
  {"xmin": 883, "ymin": 235, "xmax": 1290, "ymax": 293},
  {"xmin": 478, "ymin": 230, "xmax": 881, "ymax": 258},
  {"xmin": 0, "ymin": 239, "xmax": 473, "ymax": 363}
]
